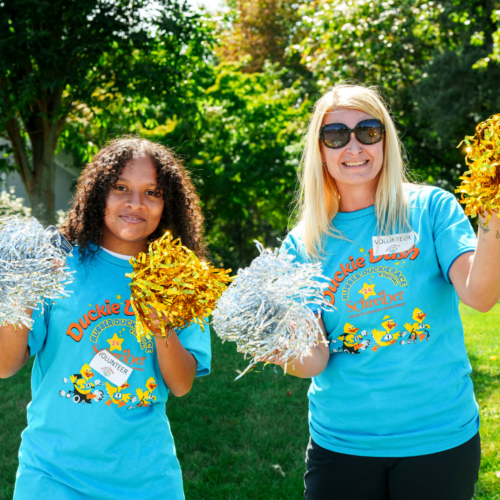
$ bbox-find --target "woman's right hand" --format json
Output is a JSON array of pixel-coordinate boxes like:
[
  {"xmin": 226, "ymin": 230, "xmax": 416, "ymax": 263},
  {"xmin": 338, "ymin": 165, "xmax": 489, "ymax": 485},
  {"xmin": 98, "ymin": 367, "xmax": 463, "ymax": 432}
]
[
  {"xmin": 0, "ymin": 309, "xmax": 33, "ymax": 378},
  {"xmin": 256, "ymin": 317, "xmax": 331, "ymax": 378}
]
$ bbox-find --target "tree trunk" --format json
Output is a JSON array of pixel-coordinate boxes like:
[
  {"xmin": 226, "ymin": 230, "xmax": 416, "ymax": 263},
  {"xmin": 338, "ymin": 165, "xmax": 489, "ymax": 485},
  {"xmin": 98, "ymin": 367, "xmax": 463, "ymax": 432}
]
[
  {"xmin": 5, "ymin": 89, "xmax": 64, "ymax": 227},
  {"xmin": 26, "ymin": 147, "xmax": 56, "ymax": 227}
]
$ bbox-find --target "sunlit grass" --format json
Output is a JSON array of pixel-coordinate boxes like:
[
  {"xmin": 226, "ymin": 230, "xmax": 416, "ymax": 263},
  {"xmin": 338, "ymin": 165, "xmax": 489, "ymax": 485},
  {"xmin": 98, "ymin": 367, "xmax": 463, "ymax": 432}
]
[
  {"xmin": 0, "ymin": 303, "xmax": 498, "ymax": 499},
  {"xmin": 461, "ymin": 303, "xmax": 500, "ymax": 500}
]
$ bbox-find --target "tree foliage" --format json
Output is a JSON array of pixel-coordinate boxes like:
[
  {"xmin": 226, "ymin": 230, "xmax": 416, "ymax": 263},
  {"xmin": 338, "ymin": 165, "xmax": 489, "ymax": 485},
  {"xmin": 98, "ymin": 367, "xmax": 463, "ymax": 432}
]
[
  {"xmin": 142, "ymin": 62, "xmax": 309, "ymax": 269},
  {"xmin": 472, "ymin": 4, "xmax": 500, "ymax": 67},
  {"xmin": 292, "ymin": 0, "xmax": 500, "ymax": 191},
  {"xmin": 295, "ymin": 0, "xmax": 444, "ymax": 89},
  {"xmin": 216, "ymin": 0, "xmax": 301, "ymax": 73},
  {"xmin": 0, "ymin": 0, "xmax": 209, "ymax": 224},
  {"xmin": 4, "ymin": 0, "xmax": 500, "ymax": 269}
]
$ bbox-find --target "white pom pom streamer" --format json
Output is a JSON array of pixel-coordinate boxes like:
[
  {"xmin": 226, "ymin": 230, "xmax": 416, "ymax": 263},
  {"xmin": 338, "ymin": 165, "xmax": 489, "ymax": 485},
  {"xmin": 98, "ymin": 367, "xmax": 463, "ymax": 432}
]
[
  {"xmin": 212, "ymin": 241, "xmax": 334, "ymax": 378},
  {"xmin": 0, "ymin": 216, "xmax": 74, "ymax": 328}
]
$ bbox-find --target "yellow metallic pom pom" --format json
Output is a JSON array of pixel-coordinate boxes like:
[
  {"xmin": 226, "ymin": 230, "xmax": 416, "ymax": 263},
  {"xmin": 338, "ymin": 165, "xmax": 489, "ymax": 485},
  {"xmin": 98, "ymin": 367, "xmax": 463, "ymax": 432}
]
[
  {"xmin": 456, "ymin": 113, "xmax": 500, "ymax": 224},
  {"xmin": 126, "ymin": 232, "xmax": 232, "ymax": 342}
]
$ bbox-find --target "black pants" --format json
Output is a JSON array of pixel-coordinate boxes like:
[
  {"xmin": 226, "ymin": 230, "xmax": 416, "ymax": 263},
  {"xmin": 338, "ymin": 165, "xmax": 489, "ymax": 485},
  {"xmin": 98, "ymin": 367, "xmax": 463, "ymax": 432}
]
[{"xmin": 304, "ymin": 432, "xmax": 481, "ymax": 500}]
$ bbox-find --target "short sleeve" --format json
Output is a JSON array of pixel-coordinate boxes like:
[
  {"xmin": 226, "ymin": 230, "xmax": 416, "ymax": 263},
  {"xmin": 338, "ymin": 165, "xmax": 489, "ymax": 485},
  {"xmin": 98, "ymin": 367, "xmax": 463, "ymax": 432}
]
[
  {"xmin": 430, "ymin": 190, "xmax": 477, "ymax": 283},
  {"xmin": 280, "ymin": 231, "xmax": 308, "ymax": 265},
  {"xmin": 176, "ymin": 321, "xmax": 211, "ymax": 377},
  {"xmin": 28, "ymin": 302, "xmax": 51, "ymax": 357},
  {"xmin": 280, "ymin": 230, "xmax": 323, "ymax": 315}
]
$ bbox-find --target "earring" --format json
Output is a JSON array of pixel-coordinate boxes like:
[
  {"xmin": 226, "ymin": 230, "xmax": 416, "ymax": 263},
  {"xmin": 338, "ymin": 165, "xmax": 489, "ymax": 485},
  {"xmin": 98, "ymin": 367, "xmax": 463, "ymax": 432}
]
[{"xmin": 322, "ymin": 161, "xmax": 327, "ymax": 168}]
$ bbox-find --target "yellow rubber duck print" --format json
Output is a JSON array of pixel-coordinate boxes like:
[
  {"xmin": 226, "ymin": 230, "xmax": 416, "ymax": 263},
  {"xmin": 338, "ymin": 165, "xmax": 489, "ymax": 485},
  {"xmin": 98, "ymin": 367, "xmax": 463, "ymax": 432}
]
[
  {"xmin": 135, "ymin": 387, "xmax": 157, "ymax": 407},
  {"xmin": 335, "ymin": 323, "xmax": 370, "ymax": 354},
  {"xmin": 145, "ymin": 377, "xmax": 158, "ymax": 393},
  {"xmin": 59, "ymin": 363, "xmax": 104, "ymax": 404},
  {"xmin": 105, "ymin": 382, "xmax": 132, "ymax": 407},
  {"xmin": 127, "ymin": 377, "xmax": 158, "ymax": 409},
  {"xmin": 402, "ymin": 308, "xmax": 431, "ymax": 344},
  {"xmin": 371, "ymin": 316, "xmax": 401, "ymax": 352}
]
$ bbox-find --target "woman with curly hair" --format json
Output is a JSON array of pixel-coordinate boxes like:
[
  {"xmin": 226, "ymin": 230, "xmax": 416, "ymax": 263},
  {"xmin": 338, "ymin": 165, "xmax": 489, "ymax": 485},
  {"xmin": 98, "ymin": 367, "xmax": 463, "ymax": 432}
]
[{"xmin": 0, "ymin": 138, "xmax": 210, "ymax": 500}]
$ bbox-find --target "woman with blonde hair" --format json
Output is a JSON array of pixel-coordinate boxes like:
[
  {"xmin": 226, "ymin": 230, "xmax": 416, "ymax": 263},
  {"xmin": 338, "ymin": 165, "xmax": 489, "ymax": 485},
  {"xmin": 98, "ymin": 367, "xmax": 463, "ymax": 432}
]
[{"xmin": 271, "ymin": 84, "xmax": 500, "ymax": 499}]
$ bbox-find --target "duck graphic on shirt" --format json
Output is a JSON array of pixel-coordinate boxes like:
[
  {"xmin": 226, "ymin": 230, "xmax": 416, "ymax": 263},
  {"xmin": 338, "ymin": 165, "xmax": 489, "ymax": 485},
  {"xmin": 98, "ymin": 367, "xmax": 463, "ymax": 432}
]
[
  {"xmin": 336, "ymin": 323, "xmax": 370, "ymax": 354},
  {"xmin": 105, "ymin": 381, "xmax": 132, "ymax": 407},
  {"xmin": 402, "ymin": 308, "xmax": 431, "ymax": 344},
  {"xmin": 128, "ymin": 377, "xmax": 158, "ymax": 409},
  {"xmin": 371, "ymin": 316, "xmax": 401, "ymax": 352},
  {"xmin": 59, "ymin": 363, "xmax": 104, "ymax": 404}
]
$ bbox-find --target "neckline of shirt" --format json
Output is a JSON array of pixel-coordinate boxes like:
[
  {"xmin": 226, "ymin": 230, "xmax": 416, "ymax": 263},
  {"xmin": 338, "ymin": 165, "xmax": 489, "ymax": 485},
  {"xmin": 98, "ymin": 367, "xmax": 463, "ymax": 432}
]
[
  {"xmin": 334, "ymin": 205, "xmax": 375, "ymax": 221},
  {"xmin": 96, "ymin": 247, "xmax": 133, "ymax": 268},
  {"xmin": 101, "ymin": 247, "xmax": 133, "ymax": 260}
]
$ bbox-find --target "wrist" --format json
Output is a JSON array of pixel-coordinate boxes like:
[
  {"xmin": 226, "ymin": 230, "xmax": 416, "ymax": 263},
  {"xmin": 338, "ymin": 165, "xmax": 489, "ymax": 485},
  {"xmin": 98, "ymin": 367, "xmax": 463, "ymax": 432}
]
[
  {"xmin": 153, "ymin": 328, "xmax": 177, "ymax": 349},
  {"xmin": 478, "ymin": 211, "xmax": 500, "ymax": 236}
]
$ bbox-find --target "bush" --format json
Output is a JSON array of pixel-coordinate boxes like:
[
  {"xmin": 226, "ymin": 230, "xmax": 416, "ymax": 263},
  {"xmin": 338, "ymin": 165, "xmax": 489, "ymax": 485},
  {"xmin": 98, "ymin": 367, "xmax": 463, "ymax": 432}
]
[
  {"xmin": 0, "ymin": 188, "xmax": 31, "ymax": 218},
  {"xmin": 0, "ymin": 187, "xmax": 67, "ymax": 227}
]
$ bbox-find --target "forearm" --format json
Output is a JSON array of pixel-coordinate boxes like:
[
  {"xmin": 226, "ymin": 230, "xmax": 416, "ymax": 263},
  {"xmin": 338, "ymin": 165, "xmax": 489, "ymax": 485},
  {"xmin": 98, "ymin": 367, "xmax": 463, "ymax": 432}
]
[
  {"xmin": 278, "ymin": 342, "xmax": 330, "ymax": 378},
  {"xmin": 0, "ymin": 316, "xmax": 32, "ymax": 378},
  {"xmin": 454, "ymin": 214, "xmax": 500, "ymax": 311},
  {"xmin": 266, "ymin": 317, "xmax": 330, "ymax": 378},
  {"xmin": 154, "ymin": 331, "xmax": 197, "ymax": 397}
]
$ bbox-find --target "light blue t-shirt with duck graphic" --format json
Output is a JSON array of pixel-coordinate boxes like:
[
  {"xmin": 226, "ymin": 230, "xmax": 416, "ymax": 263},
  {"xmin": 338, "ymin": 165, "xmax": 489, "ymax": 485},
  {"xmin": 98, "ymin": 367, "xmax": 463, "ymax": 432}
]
[
  {"xmin": 14, "ymin": 247, "xmax": 211, "ymax": 500},
  {"xmin": 282, "ymin": 185, "xmax": 479, "ymax": 457}
]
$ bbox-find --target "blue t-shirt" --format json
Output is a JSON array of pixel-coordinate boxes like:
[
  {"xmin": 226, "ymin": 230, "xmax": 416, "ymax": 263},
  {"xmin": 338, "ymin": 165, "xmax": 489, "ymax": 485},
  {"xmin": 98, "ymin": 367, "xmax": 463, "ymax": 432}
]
[
  {"xmin": 14, "ymin": 248, "xmax": 211, "ymax": 500},
  {"xmin": 282, "ymin": 186, "xmax": 479, "ymax": 457}
]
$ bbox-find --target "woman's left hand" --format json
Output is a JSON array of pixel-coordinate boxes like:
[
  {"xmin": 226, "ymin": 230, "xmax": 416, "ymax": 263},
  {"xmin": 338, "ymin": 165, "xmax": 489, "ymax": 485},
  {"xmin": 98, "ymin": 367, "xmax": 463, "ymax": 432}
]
[{"xmin": 145, "ymin": 307, "xmax": 175, "ymax": 338}]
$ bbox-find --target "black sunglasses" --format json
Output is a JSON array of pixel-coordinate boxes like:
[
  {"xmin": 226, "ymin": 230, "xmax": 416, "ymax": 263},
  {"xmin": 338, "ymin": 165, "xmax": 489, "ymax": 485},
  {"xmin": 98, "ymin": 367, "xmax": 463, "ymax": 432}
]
[{"xmin": 319, "ymin": 119, "xmax": 386, "ymax": 149}]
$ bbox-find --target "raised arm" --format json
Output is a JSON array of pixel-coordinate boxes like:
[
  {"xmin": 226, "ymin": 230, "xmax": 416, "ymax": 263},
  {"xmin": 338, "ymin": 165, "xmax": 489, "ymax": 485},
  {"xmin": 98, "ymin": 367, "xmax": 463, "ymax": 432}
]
[
  {"xmin": 147, "ymin": 308, "xmax": 198, "ymax": 397},
  {"xmin": 154, "ymin": 332, "xmax": 198, "ymax": 397},
  {"xmin": 0, "ymin": 310, "xmax": 33, "ymax": 378},
  {"xmin": 449, "ymin": 213, "xmax": 500, "ymax": 312}
]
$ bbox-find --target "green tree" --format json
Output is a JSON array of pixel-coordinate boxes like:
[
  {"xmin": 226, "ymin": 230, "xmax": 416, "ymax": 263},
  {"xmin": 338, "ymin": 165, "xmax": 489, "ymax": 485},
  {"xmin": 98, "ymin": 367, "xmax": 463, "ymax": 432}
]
[
  {"xmin": 471, "ymin": 2, "xmax": 500, "ymax": 68},
  {"xmin": 216, "ymin": 0, "xmax": 301, "ymax": 72},
  {"xmin": 0, "ymin": 0, "xmax": 209, "ymax": 225},
  {"xmin": 293, "ymin": 0, "xmax": 500, "ymax": 189},
  {"xmin": 295, "ymin": 0, "xmax": 444, "ymax": 90},
  {"xmin": 142, "ymin": 62, "xmax": 310, "ymax": 269}
]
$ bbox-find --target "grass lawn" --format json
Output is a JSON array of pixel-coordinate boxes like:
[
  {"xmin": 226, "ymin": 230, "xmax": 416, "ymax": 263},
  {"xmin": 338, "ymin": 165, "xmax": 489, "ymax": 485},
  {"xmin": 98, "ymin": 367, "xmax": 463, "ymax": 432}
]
[{"xmin": 0, "ymin": 303, "xmax": 499, "ymax": 499}]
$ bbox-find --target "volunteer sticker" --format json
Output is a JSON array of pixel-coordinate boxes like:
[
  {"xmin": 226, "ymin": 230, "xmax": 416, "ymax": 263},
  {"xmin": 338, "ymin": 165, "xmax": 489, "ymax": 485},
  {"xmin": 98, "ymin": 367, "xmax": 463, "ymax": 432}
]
[
  {"xmin": 90, "ymin": 350, "xmax": 132, "ymax": 387},
  {"xmin": 372, "ymin": 232, "xmax": 415, "ymax": 257}
]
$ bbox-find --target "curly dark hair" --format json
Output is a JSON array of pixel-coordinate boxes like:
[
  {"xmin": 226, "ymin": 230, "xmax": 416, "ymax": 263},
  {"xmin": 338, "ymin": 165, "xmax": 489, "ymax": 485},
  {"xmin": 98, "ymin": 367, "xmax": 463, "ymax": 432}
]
[{"xmin": 60, "ymin": 137, "xmax": 208, "ymax": 261}]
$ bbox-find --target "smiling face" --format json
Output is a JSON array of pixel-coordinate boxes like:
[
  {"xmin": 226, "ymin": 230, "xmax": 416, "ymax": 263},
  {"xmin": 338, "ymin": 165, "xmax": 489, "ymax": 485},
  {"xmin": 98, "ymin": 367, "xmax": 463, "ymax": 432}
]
[
  {"xmin": 344, "ymin": 323, "xmax": 359, "ymax": 334},
  {"xmin": 81, "ymin": 364, "xmax": 94, "ymax": 380},
  {"xmin": 381, "ymin": 318, "xmax": 397, "ymax": 332},
  {"xmin": 320, "ymin": 108, "xmax": 384, "ymax": 197},
  {"xmin": 102, "ymin": 155, "xmax": 165, "ymax": 256},
  {"xmin": 146, "ymin": 377, "xmax": 157, "ymax": 392},
  {"xmin": 413, "ymin": 308, "xmax": 426, "ymax": 322}
]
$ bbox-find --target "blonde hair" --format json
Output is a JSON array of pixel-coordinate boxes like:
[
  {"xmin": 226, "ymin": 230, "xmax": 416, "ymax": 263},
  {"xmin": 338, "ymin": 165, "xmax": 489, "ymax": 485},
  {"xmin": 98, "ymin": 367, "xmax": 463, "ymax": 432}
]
[{"xmin": 294, "ymin": 83, "xmax": 412, "ymax": 259}]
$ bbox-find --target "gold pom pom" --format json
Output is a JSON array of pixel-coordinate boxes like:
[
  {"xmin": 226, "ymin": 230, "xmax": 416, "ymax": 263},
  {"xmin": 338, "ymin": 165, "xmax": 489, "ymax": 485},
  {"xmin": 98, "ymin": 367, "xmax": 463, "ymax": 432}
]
[
  {"xmin": 126, "ymin": 232, "xmax": 232, "ymax": 342},
  {"xmin": 456, "ymin": 113, "xmax": 500, "ymax": 224}
]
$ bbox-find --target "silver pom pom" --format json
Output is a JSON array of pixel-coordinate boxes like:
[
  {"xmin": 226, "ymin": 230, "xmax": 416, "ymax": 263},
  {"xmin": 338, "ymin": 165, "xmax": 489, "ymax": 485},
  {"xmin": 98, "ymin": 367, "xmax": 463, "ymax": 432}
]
[
  {"xmin": 212, "ymin": 241, "xmax": 334, "ymax": 378},
  {"xmin": 0, "ymin": 216, "xmax": 74, "ymax": 328}
]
